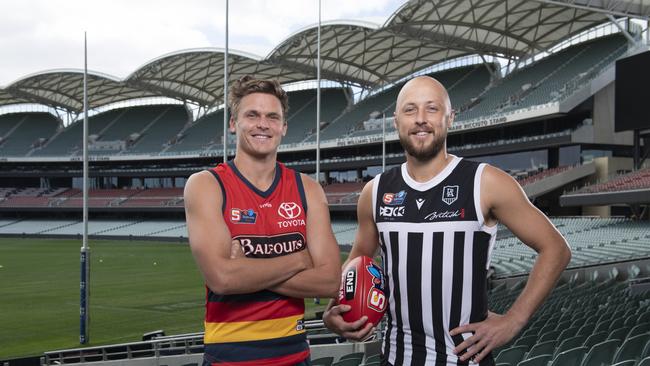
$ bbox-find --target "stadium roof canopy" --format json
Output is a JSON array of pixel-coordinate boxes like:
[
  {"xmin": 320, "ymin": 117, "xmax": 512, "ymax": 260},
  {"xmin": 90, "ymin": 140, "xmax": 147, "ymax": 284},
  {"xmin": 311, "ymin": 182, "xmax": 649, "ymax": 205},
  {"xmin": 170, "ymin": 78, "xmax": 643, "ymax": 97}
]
[
  {"xmin": 1, "ymin": 0, "xmax": 649, "ymax": 112},
  {"xmin": 384, "ymin": 0, "xmax": 649, "ymax": 61},
  {"xmin": 267, "ymin": 20, "xmax": 471, "ymax": 88},
  {"xmin": 3, "ymin": 70, "xmax": 159, "ymax": 112},
  {"xmin": 126, "ymin": 48, "xmax": 312, "ymax": 106}
]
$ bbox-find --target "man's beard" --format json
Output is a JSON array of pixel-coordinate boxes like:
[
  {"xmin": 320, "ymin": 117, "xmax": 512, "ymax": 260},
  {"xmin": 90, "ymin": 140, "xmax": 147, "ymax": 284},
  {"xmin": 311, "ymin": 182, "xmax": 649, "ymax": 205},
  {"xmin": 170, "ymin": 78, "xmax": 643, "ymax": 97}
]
[{"xmin": 399, "ymin": 130, "xmax": 446, "ymax": 162}]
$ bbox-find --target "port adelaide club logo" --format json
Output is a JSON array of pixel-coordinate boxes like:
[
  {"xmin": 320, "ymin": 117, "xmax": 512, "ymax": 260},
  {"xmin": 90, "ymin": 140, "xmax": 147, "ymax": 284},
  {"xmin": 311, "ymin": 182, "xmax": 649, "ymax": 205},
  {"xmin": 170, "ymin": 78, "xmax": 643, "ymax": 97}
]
[{"xmin": 442, "ymin": 185, "xmax": 459, "ymax": 205}]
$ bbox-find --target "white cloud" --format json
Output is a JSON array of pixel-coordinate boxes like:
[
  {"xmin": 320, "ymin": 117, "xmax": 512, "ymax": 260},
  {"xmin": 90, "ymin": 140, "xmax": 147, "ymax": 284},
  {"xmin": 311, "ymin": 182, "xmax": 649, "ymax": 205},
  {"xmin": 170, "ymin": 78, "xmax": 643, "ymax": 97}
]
[{"xmin": 0, "ymin": 0, "xmax": 406, "ymax": 86}]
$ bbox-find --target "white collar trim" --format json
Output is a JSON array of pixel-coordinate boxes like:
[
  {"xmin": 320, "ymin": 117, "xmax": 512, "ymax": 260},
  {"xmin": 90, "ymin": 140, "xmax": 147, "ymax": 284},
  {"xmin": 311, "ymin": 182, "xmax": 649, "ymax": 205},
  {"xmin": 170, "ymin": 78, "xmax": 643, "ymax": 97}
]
[{"xmin": 401, "ymin": 155, "xmax": 462, "ymax": 192}]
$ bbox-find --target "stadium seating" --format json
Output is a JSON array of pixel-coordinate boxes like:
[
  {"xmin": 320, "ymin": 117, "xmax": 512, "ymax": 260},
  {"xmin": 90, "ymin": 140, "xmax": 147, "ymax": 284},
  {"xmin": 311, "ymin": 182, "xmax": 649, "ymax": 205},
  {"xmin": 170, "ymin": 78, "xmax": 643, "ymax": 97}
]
[
  {"xmin": 495, "ymin": 346, "xmax": 528, "ymax": 365},
  {"xmin": 323, "ymin": 182, "xmax": 365, "ymax": 204},
  {"xmin": 312, "ymin": 356, "xmax": 334, "ymax": 366},
  {"xmin": 549, "ymin": 346, "xmax": 587, "ymax": 366},
  {"xmin": 315, "ymin": 65, "xmax": 491, "ymax": 141},
  {"xmin": 0, "ymin": 112, "xmax": 59, "ymax": 156},
  {"xmin": 516, "ymin": 166, "xmax": 572, "ymax": 186},
  {"xmin": 612, "ymin": 333, "xmax": 650, "ymax": 364},
  {"xmin": 517, "ymin": 354, "xmax": 551, "ymax": 366},
  {"xmin": 490, "ymin": 217, "xmax": 650, "ymax": 277},
  {"xmin": 458, "ymin": 35, "xmax": 626, "ymax": 121},
  {"xmin": 127, "ymin": 106, "xmax": 189, "ymax": 154},
  {"xmin": 282, "ymin": 88, "xmax": 348, "ymax": 144},
  {"xmin": 575, "ymin": 168, "xmax": 650, "ymax": 193},
  {"xmin": 164, "ymin": 109, "xmax": 225, "ymax": 154}
]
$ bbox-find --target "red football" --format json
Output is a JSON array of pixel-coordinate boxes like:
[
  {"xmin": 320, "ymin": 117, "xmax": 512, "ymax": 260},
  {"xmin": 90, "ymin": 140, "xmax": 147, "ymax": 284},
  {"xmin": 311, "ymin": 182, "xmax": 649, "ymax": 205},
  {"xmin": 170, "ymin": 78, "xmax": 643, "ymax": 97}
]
[{"xmin": 337, "ymin": 255, "xmax": 387, "ymax": 325}]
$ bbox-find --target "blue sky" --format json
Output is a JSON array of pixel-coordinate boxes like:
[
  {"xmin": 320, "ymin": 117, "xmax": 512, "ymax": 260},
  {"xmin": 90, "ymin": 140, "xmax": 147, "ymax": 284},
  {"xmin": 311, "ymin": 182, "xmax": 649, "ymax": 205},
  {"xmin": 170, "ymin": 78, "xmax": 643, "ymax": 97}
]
[{"xmin": 0, "ymin": 0, "xmax": 407, "ymax": 86}]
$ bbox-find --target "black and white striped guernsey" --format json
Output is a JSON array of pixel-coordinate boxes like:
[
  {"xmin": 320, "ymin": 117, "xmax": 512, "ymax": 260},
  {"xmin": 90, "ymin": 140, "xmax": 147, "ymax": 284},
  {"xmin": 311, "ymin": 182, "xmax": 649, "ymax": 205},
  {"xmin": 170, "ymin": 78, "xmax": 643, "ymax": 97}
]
[{"xmin": 372, "ymin": 156, "xmax": 497, "ymax": 366}]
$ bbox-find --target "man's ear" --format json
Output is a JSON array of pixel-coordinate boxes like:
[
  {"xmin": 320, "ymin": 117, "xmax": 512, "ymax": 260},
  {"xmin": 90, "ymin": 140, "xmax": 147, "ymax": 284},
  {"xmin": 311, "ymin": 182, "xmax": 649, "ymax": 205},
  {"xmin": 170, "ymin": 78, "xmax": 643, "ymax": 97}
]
[
  {"xmin": 229, "ymin": 116, "xmax": 236, "ymax": 133},
  {"xmin": 282, "ymin": 121, "xmax": 287, "ymax": 137},
  {"xmin": 447, "ymin": 111, "xmax": 455, "ymax": 128}
]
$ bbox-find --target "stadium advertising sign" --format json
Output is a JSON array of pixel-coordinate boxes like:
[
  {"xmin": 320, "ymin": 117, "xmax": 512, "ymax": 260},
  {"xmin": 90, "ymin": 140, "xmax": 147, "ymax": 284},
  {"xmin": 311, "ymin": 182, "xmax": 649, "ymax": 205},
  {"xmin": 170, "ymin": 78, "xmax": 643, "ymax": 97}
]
[{"xmin": 450, "ymin": 115, "xmax": 508, "ymax": 132}]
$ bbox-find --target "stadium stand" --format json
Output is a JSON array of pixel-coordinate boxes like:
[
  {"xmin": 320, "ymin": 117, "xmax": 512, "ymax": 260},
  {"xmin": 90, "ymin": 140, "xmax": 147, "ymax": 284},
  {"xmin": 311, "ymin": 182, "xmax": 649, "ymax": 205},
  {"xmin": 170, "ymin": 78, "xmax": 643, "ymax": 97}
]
[
  {"xmin": 490, "ymin": 217, "xmax": 650, "ymax": 277},
  {"xmin": 1, "ymin": 6, "xmax": 649, "ymax": 363},
  {"xmin": 126, "ymin": 106, "xmax": 189, "ymax": 154},
  {"xmin": 316, "ymin": 64, "xmax": 492, "ymax": 141},
  {"xmin": 323, "ymin": 182, "xmax": 364, "ymax": 204},
  {"xmin": 283, "ymin": 88, "xmax": 349, "ymax": 144},
  {"xmin": 164, "ymin": 109, "xmax": 225, "ymax": 154},
  {"xmin": 575, "ymin": 168, "xmax": 650, "ymax": 193},
  {"xmin": 0, "ymin": 112, "xmax": 59, "ymax": 156},
  {"xmin": 458, "ymin": 35, "xmax": 627, "ymax": 121}
]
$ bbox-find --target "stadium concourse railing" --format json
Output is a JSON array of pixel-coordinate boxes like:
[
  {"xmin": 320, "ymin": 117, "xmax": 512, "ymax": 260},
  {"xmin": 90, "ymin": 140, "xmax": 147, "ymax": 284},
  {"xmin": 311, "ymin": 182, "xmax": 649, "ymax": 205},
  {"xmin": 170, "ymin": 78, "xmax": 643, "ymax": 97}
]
[{"xmin": 42, "ymin": 320, "xmax": 382, "ymax": 365}]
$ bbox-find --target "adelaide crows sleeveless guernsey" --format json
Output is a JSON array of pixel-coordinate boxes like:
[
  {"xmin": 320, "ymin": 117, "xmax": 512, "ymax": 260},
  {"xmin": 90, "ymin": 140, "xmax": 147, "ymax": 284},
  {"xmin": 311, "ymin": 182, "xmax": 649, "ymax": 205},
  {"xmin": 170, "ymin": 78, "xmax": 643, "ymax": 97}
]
[
  {"xmin": 204, "ymin": 161, "xmax": 309, "ymax": 366},
  {"xmin": 372, "ymin": 156, "xmax": 497, "ymax": 366}
]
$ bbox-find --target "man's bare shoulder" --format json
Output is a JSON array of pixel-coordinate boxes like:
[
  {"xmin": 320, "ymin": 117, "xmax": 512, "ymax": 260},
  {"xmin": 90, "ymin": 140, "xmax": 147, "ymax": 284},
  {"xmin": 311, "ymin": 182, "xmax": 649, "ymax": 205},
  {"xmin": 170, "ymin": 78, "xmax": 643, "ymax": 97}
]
[
  {"xmin": 481, "ymin": 164, "xmax": 519, "ymax": 190},
  {"xmin": 184, "ymin": 170, "xmax": 220, "ymax": 198},
  {"xmin": 298, "ymin": 173, "xmax": 324, "ymax": 194}
]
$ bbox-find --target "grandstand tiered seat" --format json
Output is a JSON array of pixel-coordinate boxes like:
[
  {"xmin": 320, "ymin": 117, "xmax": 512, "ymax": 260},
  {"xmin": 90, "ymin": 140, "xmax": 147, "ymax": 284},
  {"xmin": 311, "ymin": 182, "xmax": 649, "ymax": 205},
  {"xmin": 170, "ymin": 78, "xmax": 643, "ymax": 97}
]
[
  {"xmin": 33, "ymin": 109, "xmax": 126, "ymax": 156},
  {"xmin": 516, "ymin": 166, "xmax": 571, "ymax": 186},
  {"xmin": 459, "ymin": 35, "xmax": 626, "ymax": 121},
  {"xmin": 118, "ymin": 188, "xmax": 184, "ymax": 207},
  {"xmin": 0, "ymin": 112, "xmax": 59, "ymax": 156},
  {"xmin": 127, "ymin": 106, "xmax": 189, "ymax": 153},
  {"xmin": 502, "ymin": 35, "xmax": 626, "ymax": 112},
  {"xmin": 490, "ymin": 217, "xmax": 650, "ymax": 277},
  {"xmin": 164, "ymin": 109, "xmax": 225, "ymax": 154},
  {"xmin": 576, "ymin": 168, "xmax": 650, "ymax": 193},
  {"xmin": 489, "ymin": 276, "xmax": 650, "ymax": 366},
  {"xmin": 282, "ymin": 88, "xmax": 348, "ymax": 144},
  {"xmin": 316, "ymin": 65, "xmax": 491, "ymax": 141},
  {"xmin": 323, "ymin": 182, "xmax": 364, "ymax": 204}
]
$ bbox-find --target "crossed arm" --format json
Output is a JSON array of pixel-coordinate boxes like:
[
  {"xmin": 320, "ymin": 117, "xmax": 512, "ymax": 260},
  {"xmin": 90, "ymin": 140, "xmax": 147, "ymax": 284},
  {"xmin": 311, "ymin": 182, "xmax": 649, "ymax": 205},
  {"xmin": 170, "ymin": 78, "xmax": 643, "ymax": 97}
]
[{"xmin": 184, "ymin": 170, "xmax": 340, "ymax": 297}]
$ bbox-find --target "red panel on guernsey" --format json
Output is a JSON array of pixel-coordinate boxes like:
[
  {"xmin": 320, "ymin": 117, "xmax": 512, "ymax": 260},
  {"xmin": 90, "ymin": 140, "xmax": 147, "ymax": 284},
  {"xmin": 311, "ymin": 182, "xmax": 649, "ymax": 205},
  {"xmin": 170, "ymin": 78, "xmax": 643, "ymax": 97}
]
[{"xmin": 204, "ymin": 161, "xmax": 309, "ymax": 365}]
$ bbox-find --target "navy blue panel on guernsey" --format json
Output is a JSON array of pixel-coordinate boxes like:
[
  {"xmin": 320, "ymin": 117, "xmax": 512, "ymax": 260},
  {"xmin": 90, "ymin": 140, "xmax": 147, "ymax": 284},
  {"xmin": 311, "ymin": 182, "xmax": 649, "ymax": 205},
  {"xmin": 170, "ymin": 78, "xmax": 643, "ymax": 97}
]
[
  {"xmin": 294, "ymin": 170, "xmax": 308, "ymax": 213},
  {"xmin": 227, "ymin": 161, "xmax": 282, "ymax": 198},
  {"xmin": 202, "ymin": 333, "xmax": 308, "ymax": 363},
  {"xmin": 208, "ymin": 289, "xmax": 284, "ymax": 303},
  {"xmin": 207, "ymin": 169, "xmax": 228, "ymax": 213}
]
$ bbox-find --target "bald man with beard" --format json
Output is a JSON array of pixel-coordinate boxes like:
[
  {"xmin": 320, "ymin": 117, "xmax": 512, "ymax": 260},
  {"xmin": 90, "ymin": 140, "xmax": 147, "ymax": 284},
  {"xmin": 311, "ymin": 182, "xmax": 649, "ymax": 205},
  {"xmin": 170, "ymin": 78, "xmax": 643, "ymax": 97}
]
[{"xmin": 323, "ymin": 76, "xmax": 571, "ymax": 366}]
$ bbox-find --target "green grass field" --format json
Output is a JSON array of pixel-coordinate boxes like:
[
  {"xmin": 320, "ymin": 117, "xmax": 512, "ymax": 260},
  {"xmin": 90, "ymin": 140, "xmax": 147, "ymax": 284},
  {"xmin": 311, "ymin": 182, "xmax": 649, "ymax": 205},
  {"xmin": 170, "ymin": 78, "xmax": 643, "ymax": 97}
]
[{"xmin": 0, "ymin": 238, "xmax": 330, "ymax": 360}]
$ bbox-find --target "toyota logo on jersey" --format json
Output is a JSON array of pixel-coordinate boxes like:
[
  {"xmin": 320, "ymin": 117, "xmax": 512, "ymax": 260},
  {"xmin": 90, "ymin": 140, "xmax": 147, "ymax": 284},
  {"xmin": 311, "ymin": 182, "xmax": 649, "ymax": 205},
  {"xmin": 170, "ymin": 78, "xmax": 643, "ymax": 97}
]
[{"xmin": 278, "ymin": 202, "xmax": 301, "ymax": 219}]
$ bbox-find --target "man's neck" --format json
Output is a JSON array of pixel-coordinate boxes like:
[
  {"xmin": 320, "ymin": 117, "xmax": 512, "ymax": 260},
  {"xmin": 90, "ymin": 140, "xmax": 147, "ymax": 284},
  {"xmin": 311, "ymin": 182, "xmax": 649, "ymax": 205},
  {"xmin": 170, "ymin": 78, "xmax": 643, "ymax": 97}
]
[
  {"xmin": 404, "ymin": 150, "xmax": 453, "ymax": 183},
  {"xmin": 232, "ymin": 153, "xmax": 277, "ymax": 191}
]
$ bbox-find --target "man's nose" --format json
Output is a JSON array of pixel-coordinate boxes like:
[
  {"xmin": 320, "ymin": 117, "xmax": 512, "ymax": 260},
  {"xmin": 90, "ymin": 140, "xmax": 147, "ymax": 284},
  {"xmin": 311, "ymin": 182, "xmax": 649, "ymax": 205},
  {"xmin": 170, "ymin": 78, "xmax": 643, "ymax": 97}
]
[
  {"xmin": 257, "ymin": 117, "xmax": 270, "ymax": 129},
  {"xmin": 416, "ymin": 108, "xmax": 427, "ymax": 123}
]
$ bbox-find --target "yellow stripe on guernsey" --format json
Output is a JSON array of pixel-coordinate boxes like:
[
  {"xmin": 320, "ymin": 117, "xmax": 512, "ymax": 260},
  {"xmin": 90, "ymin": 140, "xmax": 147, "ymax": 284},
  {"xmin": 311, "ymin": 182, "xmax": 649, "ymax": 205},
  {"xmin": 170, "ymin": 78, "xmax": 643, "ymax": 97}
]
[{"xmin": 204, "ymin": 314, "xmax": 305, "ymax": 344}]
